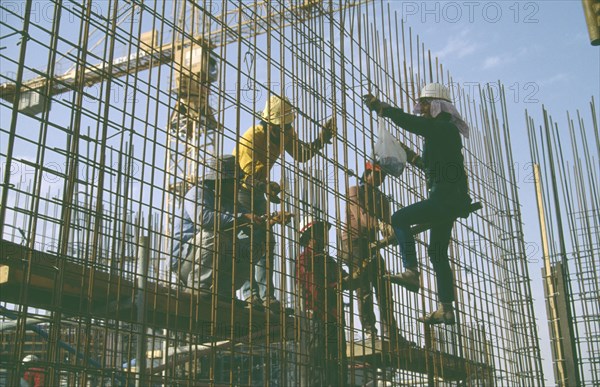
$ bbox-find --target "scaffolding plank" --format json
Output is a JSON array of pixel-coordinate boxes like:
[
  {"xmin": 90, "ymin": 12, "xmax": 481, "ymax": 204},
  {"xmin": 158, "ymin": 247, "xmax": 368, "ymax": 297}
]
[
  {"xmin": 347, "ymin": 340, "xmax": 493, "ymax": 382},
  {"xmin": 0, "ymin": 240, "xmax": 293, "ymax": 342},
  {"xmin": 0, "ymin": 240, "xmax": 493, "ymax": 380}
]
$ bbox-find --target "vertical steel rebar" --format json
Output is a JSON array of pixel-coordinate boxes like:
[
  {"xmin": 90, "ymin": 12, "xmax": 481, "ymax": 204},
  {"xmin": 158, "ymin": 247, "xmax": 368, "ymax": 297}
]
[{"xmin": 0, "ymin": 1, "xmax": 563, "ymax": 385}]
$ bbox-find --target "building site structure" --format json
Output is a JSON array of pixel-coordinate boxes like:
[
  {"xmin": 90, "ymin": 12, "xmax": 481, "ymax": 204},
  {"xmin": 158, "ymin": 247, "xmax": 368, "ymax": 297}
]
[
  {"xmin": 527, "ymin": 100, "xmax": 599, "ymax": 387},
  {"xmin": 1, "ymin": 1, "xmax": 546, "ymax": 385}
]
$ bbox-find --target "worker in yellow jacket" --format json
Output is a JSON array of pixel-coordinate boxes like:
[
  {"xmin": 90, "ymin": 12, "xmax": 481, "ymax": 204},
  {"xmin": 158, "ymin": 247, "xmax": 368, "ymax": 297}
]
[{"xmin": 233, "ymin": 95, "xmax": 335, "ymax": 309}]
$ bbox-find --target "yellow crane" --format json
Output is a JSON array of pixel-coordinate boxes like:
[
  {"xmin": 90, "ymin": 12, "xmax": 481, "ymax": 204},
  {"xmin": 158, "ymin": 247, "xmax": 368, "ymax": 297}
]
[
  {"xmin": 0, "ymin": 1, "xmax": 371, "ymax": 117},
  {"xmin": 0, "ymin": 1, "xmax": 371, "ymax": 196}
]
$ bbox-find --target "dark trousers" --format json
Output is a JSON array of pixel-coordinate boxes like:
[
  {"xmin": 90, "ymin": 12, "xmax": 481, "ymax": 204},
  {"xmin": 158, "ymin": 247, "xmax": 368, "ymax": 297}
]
[
  {"xmin": 341, "ymin": 239, "xmax": 399, "ymax": 339},
  {"xmin": 237, "ymin": 187, "xmax": 275, "ymax": 300},
  {"xmin": 391, "ymin": 197, "xmax": 457, "ymax": 303},
  {"xmin": 305, "ymin": 318, "xmax": 347, "ymax": 386}
]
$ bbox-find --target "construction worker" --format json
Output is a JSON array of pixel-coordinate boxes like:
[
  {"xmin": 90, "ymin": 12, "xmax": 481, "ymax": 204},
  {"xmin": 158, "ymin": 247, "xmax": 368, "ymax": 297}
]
[
  {"xmin": 340, "ymin": 161, "xmax": 411, "ymax": 346},
  {"xmin": 233, "ymin": 95, "xmax": 336, "ymax": 309},
  {"xmin": 297, "ymin": 216, "xmax": 348, "ymax": 387},
  {"xmin": 170, "ymin": 155, "xmax": 291, "ymax": 301},
  {"xmin": 363, "ymin": 83, "xmax": 472, "ymax": 325},
  {"xmin": 22, "ymin": 355, "xmax": 45, "ymax": 387}
]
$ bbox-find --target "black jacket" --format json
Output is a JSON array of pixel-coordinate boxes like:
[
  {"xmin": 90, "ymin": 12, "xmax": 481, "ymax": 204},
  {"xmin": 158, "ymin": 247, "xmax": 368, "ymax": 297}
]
[{"xmin": 383, "ymin": 107, "xmax": 472, "ymax": 214}]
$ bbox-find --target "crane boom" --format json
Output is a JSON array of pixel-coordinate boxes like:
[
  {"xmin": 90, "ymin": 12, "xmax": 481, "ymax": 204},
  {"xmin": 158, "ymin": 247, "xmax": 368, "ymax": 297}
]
[{"xmin": 0, "ymin": 0, "xmax": 371, "ymax": 108}]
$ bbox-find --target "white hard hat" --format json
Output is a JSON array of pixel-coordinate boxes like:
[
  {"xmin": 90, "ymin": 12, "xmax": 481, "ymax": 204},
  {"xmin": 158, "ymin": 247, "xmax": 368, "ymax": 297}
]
[
  {"xmin": 299, "ymin": 216, "xmax": 331, "ymax": 244},
  {"xmin": 261, "ymin": 95, "xmax": 296, "ymax": 125},
  {"xmin": 419, "ymin": 82, "xmax": 452, "ymax": 102},
  {"xmin": 23, "ymin": 355, "xmax": 38, "ymax": 362}
]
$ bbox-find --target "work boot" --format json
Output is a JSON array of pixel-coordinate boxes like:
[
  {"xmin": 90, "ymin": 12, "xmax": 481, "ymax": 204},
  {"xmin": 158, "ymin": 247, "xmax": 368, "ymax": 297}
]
[
  {"xmin": 361, "ymin": 329, "xmax": 378, "ymax": 344},
  {"xmin": 182, "ymin": 288, "xmax": 214, "ymax": 304},
  {"xmin": 387, "ymin": 269, "xmax": 420, "ymax": 292},
  {"xmin": 419, "ymin": 303, "xmax": 456, "ymax": 325},
  {"xmin": 262, "ymin": 296, "xmax": 282, "ymax": 311},
  {"xmin": 384, "ymin": 329, "xmax": 416, "ymax": 349},
  {"xmin": 245, "ymin": 294, "xmax": 264, "ymax": 309},
  {"xmin": 392, "ymin": 334, "xmax": 417, "ymax": 349}
]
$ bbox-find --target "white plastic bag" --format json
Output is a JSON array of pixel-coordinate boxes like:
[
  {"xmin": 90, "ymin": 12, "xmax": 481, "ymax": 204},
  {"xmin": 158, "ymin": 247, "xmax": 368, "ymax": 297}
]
[{"xmin": 374, "ymin": 118, "xmax": 407, "ymax": 177}]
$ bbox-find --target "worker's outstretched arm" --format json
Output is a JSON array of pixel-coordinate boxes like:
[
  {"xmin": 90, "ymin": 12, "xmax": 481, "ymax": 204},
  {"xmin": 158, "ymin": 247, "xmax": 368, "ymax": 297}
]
[
  {"xmin": 362, "ymin": 94, "xmax": 450, "ymax": 138},
  {"xmin": 284, "ymin": 118, "xmax": 336, "ymax": 162},
  {"xmin": 382, "ymin": 107, "xmax": 452, "ymax": 137}
]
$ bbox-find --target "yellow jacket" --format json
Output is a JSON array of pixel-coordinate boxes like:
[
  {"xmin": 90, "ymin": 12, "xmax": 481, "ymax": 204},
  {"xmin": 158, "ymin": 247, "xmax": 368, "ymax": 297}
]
[{"xmin": 233, "ymin": 123, "xmax": 321, "ymax": 183}]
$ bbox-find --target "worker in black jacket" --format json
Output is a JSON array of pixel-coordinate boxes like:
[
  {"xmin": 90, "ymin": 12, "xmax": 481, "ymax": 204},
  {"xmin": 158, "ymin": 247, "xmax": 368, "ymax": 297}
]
[{"xmin": 363, "ymin": 83, "xmax": 472, "ymax": 325}]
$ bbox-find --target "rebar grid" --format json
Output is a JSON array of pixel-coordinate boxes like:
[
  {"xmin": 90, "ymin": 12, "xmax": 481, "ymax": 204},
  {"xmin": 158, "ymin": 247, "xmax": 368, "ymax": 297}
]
[
  {"xmin": 0, "ymin": 1, "xmax": 544, "ymax": 386},
  {"xmin": 527, "ymin": 98, "xmax": 599, "ymax": 387}
]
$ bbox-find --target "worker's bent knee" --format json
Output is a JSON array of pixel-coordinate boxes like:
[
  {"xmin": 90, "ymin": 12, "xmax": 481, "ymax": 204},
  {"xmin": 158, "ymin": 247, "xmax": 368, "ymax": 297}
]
[
  {"xmin": 391, "ymin": 210, "xmax": 411, "ymax": 228},
  {"xmin": 428, "ymin": 251, "xmax": 450, "ymax": 268}
]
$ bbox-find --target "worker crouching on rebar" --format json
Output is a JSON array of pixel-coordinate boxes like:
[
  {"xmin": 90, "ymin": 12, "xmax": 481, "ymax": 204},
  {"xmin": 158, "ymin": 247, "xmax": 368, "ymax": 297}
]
[
  {"xmin": 171, "ymin": 155, "xmax": 267, "ymax": 301},
  {"xmin": 297, "ymin": 216, "xmax": 348, "ymax": 387},
  {"xmin": 233, "ymin": 95, "xmax": 336, "ymax": 310},
  {"xmin": 363, "ymin": 83, "xmax": 473, "ymax": 325},
  {"xmin": 340, "ymin": 161, "xmax": 413, "ymax": 347}
]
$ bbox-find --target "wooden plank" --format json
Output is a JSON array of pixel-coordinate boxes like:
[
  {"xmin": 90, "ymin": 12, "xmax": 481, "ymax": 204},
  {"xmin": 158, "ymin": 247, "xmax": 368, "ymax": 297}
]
[
  {"xmin": 0, "ymin": 240, "xmax": 492, "ymax": 380},
  {"xmin": 0, "ymin": 240, "xmax": 293, "ymax": 341},
  {"xmin": 0, "ymin": 265, "xmax": 8, "ymax": 284},
  {"xmin": 346, "ymin": 339, "xmax": 492, "ymax": 382}
]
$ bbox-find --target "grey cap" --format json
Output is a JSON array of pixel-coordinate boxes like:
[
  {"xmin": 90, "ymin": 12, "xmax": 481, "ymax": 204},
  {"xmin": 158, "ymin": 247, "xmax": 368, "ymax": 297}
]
[{"xmin": 203, "ymin": 155, "xmax": 239, "ymax": 181}]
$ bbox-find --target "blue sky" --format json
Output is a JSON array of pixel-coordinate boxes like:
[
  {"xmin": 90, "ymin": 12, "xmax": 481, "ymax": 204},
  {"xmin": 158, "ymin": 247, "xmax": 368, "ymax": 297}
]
[{"xmin": 396, "ymin": 1, "xmax": 599, "ymax": 113}]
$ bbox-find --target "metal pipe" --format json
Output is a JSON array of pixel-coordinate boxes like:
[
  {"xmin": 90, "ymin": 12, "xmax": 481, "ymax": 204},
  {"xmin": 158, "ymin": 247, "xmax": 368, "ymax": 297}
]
[
  {"xmin": 135, "ymin": 234, "xmax": 150, "ymax": 386},
  {"xmin": 0, "ymin": 306, "xmax": 104, "ymax": 370}
]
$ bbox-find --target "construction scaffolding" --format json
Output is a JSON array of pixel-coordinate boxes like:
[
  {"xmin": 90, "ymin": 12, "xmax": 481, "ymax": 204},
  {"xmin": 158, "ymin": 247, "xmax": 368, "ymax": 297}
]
[
  {"xmin": 527, "ymin": 99, "xmax": 600, "ymax": 387},
  {"xmin": 0, "ymin": 1, "xmax": 545, "ymax": 385}
]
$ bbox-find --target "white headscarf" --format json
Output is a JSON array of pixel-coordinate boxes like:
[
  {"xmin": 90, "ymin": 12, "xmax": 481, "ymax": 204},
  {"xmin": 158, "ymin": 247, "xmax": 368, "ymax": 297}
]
[{"xmin": 413, "ymin": 99, "xmax": 470, "ymax": 139}]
